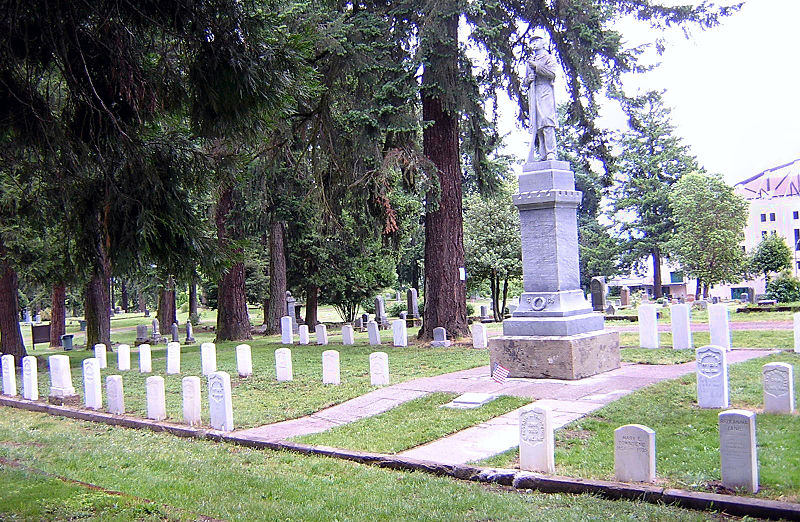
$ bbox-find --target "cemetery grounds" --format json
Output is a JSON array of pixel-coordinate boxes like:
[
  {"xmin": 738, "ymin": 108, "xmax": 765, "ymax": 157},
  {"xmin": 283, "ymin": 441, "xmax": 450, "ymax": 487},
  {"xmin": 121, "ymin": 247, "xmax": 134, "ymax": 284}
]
[{"xmin": 1, "ymin": 302, "xmax": 799, "ymax": 520}]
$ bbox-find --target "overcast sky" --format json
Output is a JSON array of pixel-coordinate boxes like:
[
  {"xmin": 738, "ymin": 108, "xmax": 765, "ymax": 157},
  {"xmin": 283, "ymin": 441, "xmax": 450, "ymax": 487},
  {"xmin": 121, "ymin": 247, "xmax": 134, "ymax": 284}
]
[{"xmin": 501, "ymin": 0, "xmax": 800, "ymax": 186}]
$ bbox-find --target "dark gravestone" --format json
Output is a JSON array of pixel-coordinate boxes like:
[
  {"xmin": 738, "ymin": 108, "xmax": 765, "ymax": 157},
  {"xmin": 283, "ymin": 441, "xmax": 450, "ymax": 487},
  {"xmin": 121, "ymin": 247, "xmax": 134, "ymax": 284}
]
[
  {"xmin": 590, "ymin": 277, "xmax": 606, "ymax": 312},
  {"xmin": 31, "ymin": 324, "xmax": 50, "ymax": 345}
]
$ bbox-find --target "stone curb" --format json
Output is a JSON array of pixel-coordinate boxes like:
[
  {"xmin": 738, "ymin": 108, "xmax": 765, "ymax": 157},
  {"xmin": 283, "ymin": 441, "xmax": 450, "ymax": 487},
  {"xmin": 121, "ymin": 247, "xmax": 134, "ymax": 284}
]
[{"xmin": 2, "ymin": 395, "xmax": 799, "ymax": 520}]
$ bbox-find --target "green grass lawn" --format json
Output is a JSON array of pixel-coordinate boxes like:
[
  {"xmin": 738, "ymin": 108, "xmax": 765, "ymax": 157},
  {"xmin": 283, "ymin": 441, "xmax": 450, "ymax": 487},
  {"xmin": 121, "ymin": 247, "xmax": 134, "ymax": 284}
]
[
  {"xmin": 13, "ymin": 332, "xmax": 489, "ymax": 430},
  {"xmin": 479, "ymin": 352, "xmax": 800, "ymax": 501},
  {"xmin": 295, "ymin": 393, "xmax": 530, "ymax": 453},
  {"xmin": 0, "ymin": 408, "xmax": 720, "ymax": 521}
]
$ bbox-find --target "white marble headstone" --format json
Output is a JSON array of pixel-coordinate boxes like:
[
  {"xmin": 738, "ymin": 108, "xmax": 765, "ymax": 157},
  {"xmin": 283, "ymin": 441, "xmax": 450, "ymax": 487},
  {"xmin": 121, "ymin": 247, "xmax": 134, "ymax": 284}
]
[
  {"xmin": 519, "ymin": 405, "xmax": 555, "ymax": 473},
  {"xmin": 392, "ymin": 319, "xmax": 407, "ymax": 347},
  {"xmin": 696, "ymin": 345, "xmax": 729, "ymax": 408},
  {"xmin": 166, "ymin": 342, "xmax": 181, "ymax": 374},
  {"xmin": 794, "ymin": 312, "xmax": 800, "ymax": 353},
  {"xmin": 763, "ymin": 362, "xmax": 795, "ymax": 414},
  {"xmin": 182, "ymin": 376, "xmax": 202, "ymax": 426},
  {"xmin": 670, "ymin": 304, "xmax": 692, "ymax": 350},
  {"xmin": 48, "ymin": 355, "xmax": 76, "ymax": 398},
  {"xmin": 117, "ymin": 344, "xmax": 131, "ymax": 371},
  {"xmin": 93, "ymin": 343, "xmax": 107, "ymax": 369},
  {"xmin": 431, "ymin": 327, "xmax": 450, "ymax": 347},
  {"xmin": 708, "ymin": 303, "xmax": 731, "ymax": 351},
  {"xmin": 275, "ymin": 348, "xmax": 293, "ymax": 381},
  {"xmin": 146, "ymin": 376, "xmax": 166, "ymax": 421},
  {"xmin": 298, "ymin": 325, "xmax": 310, "ymax": 345},
  {"xmin": 614, "ymin": 424, "xmax": 656, "ymax": 483},
  {"xmin": 236, "ymin": 344, "xmax": 253, "ymax": 378},
  {"xmin": 139, "ymin": 344, "xmax": 152, "ymax": 373},
  {"xmin": 369, "ymin": 352, "xmax": 389, "ymax": 386},
  {"xmin": 208, "ymin": 371, "xmax": 234, "ymax": 432},
  {"xmin": 315, "ymin": 323, "xmax": 329, "ymax": 345},
  {"xmin": 21, "ymin": 355, "xmax": 38, "ymax": 401},
  {"xmin": 281, "ymin": 315, "xmax": 293, "ymax": 344},
  {"xmin": 719, "ymin": 409, "xmax": 758, "ymax": 493},
  {"xmin": 367, "ymin": 320, "xmax": 381, "ymax": 345},
  {"xmin": 201, "ymin": 342, "xmax": 217, "ymax": 376},
  {"xmin": 638, "ymin": 304, "xmax": 659, "ymax": 349},
  {"xmin": 106, "ymin": 375, "xmax": 125, "ymax": 414},
  {"xmin": 322, "ymin": 350, "xmax": 340, "ymax": 385},
  {"xmin": 82, "ymin": 357, "xmax": 102, "ymax": 409},
  {"xmin": 472, "ymin": 323, "xmax": 488, "ymax": 349},
  {"xmin": 341, "ymin": 325, "xmax": 355, "ymax": 346},
  {"xmin": 2, "ymin": 354, "xmax": 16, "ymax": 396}
]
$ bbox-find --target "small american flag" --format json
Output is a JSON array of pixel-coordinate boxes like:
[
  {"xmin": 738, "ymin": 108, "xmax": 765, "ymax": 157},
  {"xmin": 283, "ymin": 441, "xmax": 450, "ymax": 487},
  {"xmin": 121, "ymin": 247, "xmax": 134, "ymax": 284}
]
[{"xmin": 492, "ymin": 363, "xmax": 510, "ymax": 384}]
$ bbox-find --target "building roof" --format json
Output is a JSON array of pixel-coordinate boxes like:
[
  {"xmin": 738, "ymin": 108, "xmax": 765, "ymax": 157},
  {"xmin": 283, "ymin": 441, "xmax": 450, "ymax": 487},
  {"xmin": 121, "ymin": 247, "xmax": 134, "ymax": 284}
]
[{"xmin": 735, "ymin": 158, "xmax": 800, "ymax": 199}]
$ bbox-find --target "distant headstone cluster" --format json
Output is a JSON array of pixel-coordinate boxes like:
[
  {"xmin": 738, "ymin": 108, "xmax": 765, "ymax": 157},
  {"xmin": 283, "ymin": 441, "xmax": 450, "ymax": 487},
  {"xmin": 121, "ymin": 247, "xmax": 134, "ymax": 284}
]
[{"xmin": 638, "ymin": 302, "xmax": 731, "ymax": 351}]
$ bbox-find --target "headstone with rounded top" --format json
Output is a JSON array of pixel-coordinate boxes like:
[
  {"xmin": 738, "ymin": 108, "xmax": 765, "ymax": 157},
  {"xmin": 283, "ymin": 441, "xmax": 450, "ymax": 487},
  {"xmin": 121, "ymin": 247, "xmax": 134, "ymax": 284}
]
[
  {"xmin": 82, "ymin": 358, "xmax": 102, "ymax": 409},
  {"xmin": 298, "ymin": 324, "xmax": 310, "ymax": 345},
  {"xmin": 106, "ymin": 375, "xmax": 124, "ymax": 414},
  {"xmin": 620, "ymin": 286, "xmax": 631, "ymax": 307},
  {"xmin": 367, "ymin": 320, "xmax": 381, "ymax": 345},
  {"xmin": 22, "ymin": 356, "xmax": 38, "ymax": 401},
  {"xmin": 275, "ymin": 348, "xmax": 293, "ymax": 381},
  {"xmin": 183, "ymin": 376, "xmax": 201, "ymax": 426},
  {"xmin": 719, "ymin": 409, "xmax": 758, "ymax": 493},
  {"xmin": 614, "ymin": 424, "xmax": 656, "ymax": 483},
  {"xmin": 167, "ymin": 342, "xmax": 181, "ymax": 374},
  {"xmin": 670, "ymin": 303, "xmax": 692, "ymax": 350},
  {"xmin": 2, "ymin": 354, "xmax": 17, "ymax": 396},
  {"xmin": 94, "ymin": 343, "xmax": 107, "ymax": 369},
  {"xmin": 146, "ymin": 376, "xmax": 166, "ymax": 420},
  {"xmin": 201, "ymin": 342, "xmax": 217, "ymax": 376},
  {"xmin": 341, "ymin": 325, "xmax": 354, "ymax": 345},
  {"xmin": 638, "ymin": 304, "xmax": 659, "ymax": 349},
  {"xmin": 392, "ymin": 319, "xmax": 408, "ymax": 347},
  {"xmin": 431, "ymin": 327, "xmax": 451, "ymax": 347},
  {"xmin": 519, "ymin": 405, "xmax": 555, "ymax": 473},
  {"xmin": 281, "ymin": 316, "xmax": 293, "ymax": 344},
  {"xmin": 139, "ymin": 344, "xmax": 152, "ymax": 373},
  {"xmin": 117, "ymin": 344, "xmax": 131, "ymax": 371},
  {"xmin": 185, "ymin": 321, "xmax": 196, "ymax": 344},
  {"xmin": 709, "ymin": 303, "xmax": 731, "ymax": 351},
  {"xmin": 171, "ymin": 322, "xmax": 179, "ymax": 343},
  {"xmin": 323, "ymin": 350, "xmax": 340, "ymax": 385},
  {"xmin": 208, "ymin": 371, "xmax": 234, "ymax": 431},
  {"xmin": 152, "ymin": 318, "xmax": 160, "ymax": 338},
  {"xmin": 370, "ymin": 352, "xmax": 389, "ymax": 385},
  {"xmin": 472, "ymin": 323, "xmax": 488, "ymax": 349},
  {"xmin": 236, "ymin": 344, "xmax": 253, "ymax": 378},
  {"xmin": 315, "ymin": 323, "xmax": 329, "ymax": 345},
  {"xmin": 696, "ymin": 345, "xmax": 729, "ymax": 408},
  {"xmin": 590, "ymin": 276, "xmax": 606, "ymax": 312},
  {"xmin": 763, "ymin": 362, "xmax": 795, "ymax": 414},
  {"xmin": 407, "ymin": 288, "xmax": 420, "ymax": 319}
]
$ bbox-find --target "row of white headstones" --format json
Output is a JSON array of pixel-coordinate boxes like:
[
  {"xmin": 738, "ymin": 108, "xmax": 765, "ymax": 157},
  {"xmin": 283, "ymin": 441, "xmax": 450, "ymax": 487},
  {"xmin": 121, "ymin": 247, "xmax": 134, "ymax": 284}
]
[
  {"xmin": 278, "ymin": 317, "xmax": 491, "ymax": 349},
  {"xmin": 640, "ymin": 303, "xmax": 800, "ymax": 352},
  {"xmin": 519, "ymin": 406, "xmax": 761, "ymax": 493},
  {"xmin": 0, "ymin": 346, "xmax": 395, "ymax": 432}
]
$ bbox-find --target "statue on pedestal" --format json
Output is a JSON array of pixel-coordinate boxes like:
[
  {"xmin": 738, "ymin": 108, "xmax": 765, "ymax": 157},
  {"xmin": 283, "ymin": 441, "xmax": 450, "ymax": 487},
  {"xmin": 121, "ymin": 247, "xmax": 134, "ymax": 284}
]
[{"xmin": 523, "ymin": 34, "xmax": 557, "ymax": 162}]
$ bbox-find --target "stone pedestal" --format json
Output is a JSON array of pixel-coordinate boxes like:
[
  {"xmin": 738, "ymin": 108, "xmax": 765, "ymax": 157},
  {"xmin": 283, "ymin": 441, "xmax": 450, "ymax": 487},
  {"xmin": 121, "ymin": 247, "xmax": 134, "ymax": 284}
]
[{"xmin": 489, "ymin": 160, "xmax": 619, "ymax": 379}]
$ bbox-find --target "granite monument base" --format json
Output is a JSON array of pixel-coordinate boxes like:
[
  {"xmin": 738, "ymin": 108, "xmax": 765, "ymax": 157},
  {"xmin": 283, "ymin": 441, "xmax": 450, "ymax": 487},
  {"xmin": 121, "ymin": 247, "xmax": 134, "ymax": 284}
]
[{"xmin": 488, "ymin": 330, "xmax": 620, "ymax": 380}]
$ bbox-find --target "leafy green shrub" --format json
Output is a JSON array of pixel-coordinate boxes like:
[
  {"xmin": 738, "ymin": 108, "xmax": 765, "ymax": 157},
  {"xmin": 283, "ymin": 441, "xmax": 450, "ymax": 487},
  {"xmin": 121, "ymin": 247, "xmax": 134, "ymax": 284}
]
[
  {"xmin": 765, "ymin": 271, "xmax": 800, "ymax": 303},
  {"xmin": 388, "ymin": 302, "xmax": 407, "ymax": 317},
  {"xmin": 466, "ymin": 303, "xmax": 475, "ymax": 316}
]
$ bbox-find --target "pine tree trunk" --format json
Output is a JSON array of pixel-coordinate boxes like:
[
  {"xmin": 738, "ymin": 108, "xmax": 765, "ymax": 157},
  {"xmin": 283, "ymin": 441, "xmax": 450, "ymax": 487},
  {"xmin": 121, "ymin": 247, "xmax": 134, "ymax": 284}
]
[
  {"xmin": 305, "ymin": 283, "xmax": 318, "ymax": 326},
  {"xmin": 703, "ymin": 283, "xmax": 710, "ymax": 299},
  {"xmin": 120, "ymin": 280, "xmax": 129, "ymax": 312},
  {"xmin": 419, "ymin": 12, "xmax": 467, "ymax": 339},
  {"xmin": 0, "ymin": 246, "xmax": 26, "ymax": 358},
  {"xmin": 137, "ymin": 290, "xmax": 146, "ymax": 312},
  {"xmin": 85, "ymin": 270, "xmax": 111, "ymax": 348},
  {"xmin": 50, "ymin": 283, "xmax": 66, "ymax": 347},
  {"xmin": 490, "ymin": 268, "xmax": 500, "ymax": 322},
  {"xmin": 188, "ymin": 276, "xmax": 198, "ymax": 317},
  {"xmin": 157, "ymin": 275, "xmax": 177, "ymax": 331},
  {"xmin": 652, "ymin": 249, "xmax": 663, "ymax": 299},
  {"xmin": 215, "ymin": 185, "xmax": 252, "ymax": 341},
  {"xmin": 265, "ymin": 220, "xmax": 287, "ymax": 335}
]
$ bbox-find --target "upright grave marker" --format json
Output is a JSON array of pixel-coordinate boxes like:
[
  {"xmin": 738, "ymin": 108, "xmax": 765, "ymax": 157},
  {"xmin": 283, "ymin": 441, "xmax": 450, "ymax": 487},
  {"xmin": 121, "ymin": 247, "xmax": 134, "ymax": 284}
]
[
  {"xmin": 763, "ymin": 362, "xmax": 795, "ymax": 414},
  {"xmin": 236, "ymin": 344, "xmax": 253, "ymax": 378},
  {"xmin": 367, "ymin": 320, "xmax": 381, "ymax": 345},
  {"xmin": 638, "ymin": 304, "xmax": 659, "ymax": 349},
  {"xmin": 275, "ymin": 348, "xmax": 293, "ymax": 381},
  {"xmin": 392, "ymin": 319, "xmax": 408, "ymax": 347},
  {"xmin": 670, "ymin": 303, "xmax": 692, "ymax": 350},
  {"xmin": 82, "ymin": 358, "xmax": 102, "ymax": 409},
  {"xmin": 719, "ymin": 409, "xmax": 758, "ymax": 493},
  {"xmin": 201, "ymin": 342, "xmax": 217, "ymax": 376},
  {"xmin": 94, "ymin": 343, "xmax": 108, "ymax": 369},
  {"xmin": 590, "ymin": 276, "xmax": 606, "ymax": 312},
  {"xmin": 48, "ymin": 355, "xmax": 76, "ymax": 400},
  {"xmin": 117, "ymin": 344, "xmax": 131, "ymax": 371},
  {"xmin": 370, "ymin": 352, "xmax": 389, "ymax": 385},
  {"xmin": 472, "ymin": 323, "xmax": 488, "ymax": 349},
  {"xmin": 709, "ymin": 303, "xmax": 731, "ymax": 351},
  {"xmin": 146, "ymin": 376, "xmax": 166, "ymax": 421},
  {"xmin": 795, "ymin": 312, "xmax": 800, "ymax": 353},
  {"xmin": 315, "ymin": 324, "xmax": 329, "ymax": 345},
  {"xmin": 167, "ymin": 342, "xmax": 181, "ymax": 374},
  {"xmin": 614, "ymin": 424, "xmax": 656, "ymax": 483},
  {"xmin": 22, "ymin": 356, "xmax": 38, "ymax": 401},
  {"xmin": 323, "ymin": 350, "xmax": 341, "ymax": 385},
  {"xmin": 341, "ymin": 325, "xmax": 355, "ymax": 346},
  {"xmin": 519, "ymin": 405, "xmax": 555, "ymax": 473},
  {"xmin": 298, "ymin": 325, "xmax": 310, "ymax": 345},
  {"xmin": 208, "ymin": 371, "xmax": 234, "ymax": 432},
  {"xmin": 375, "ymin": 296, "xmax": 388, "ymax": 328},
  {"xmin": 185, "ymin": 320, "xmax": 196, "ymax": 344},
  {"xmin": 171, "ymin": 323, "xmax": 179, "ymax": 343},
  {"xmin": 106, "ymin": 375, "xmax": 125, "ymax": 414},
  {"xmin": 696, "ymin": 345, "xmax": 729, "ymax": 408},
  {"xmin": 139, "ymin": 344, "xmax": 152, "ymax": 373},
  {"xmin": 182, "ymin": 376, "xmax": 201, "ymax": 425},
  {"xmin": 281, "ymin": 316, "xmax": 293, "ymax": 344},
  {"xmin": 2, "ymin": 354, "xmax": 16, "ymax": 396},
  {"xmin": 431, "ymin": 327, "xmax": 450, "ymax": 347},
  {"xmin": 407, "ymin": 288, "xmax": 420, "ymax": 319}
]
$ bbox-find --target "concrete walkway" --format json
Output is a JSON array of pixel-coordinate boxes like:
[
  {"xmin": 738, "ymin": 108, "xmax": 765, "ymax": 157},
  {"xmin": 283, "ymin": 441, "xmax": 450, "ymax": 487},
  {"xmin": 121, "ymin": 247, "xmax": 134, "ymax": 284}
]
[{"xmin": 235, "ymin": 349, "xmax": 775, "ymax": 464}]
